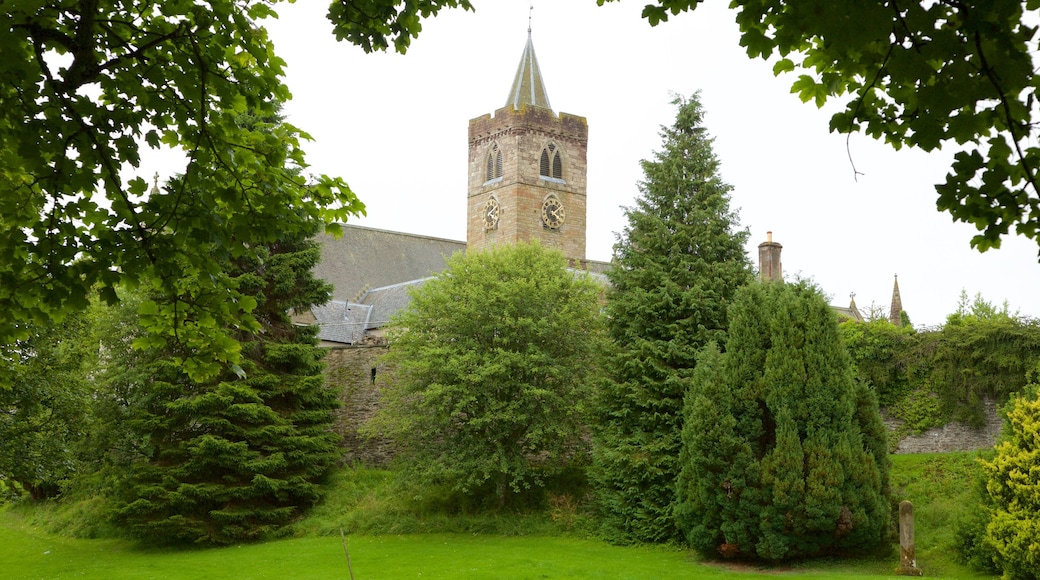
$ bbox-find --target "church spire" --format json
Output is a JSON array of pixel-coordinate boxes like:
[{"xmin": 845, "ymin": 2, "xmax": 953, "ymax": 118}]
[
  {"xmin": 505, "ymin": 29, "xmax": 552, "ymax": 111},
  {"xmin": 889, "ymin": 274, "xmax": 903, "ymax": 325}
]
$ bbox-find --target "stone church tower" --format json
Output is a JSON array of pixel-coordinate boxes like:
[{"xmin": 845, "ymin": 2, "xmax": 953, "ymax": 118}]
[{"xmin": 466, "ymin": 30, "xmax": 588, "ymax": 265}]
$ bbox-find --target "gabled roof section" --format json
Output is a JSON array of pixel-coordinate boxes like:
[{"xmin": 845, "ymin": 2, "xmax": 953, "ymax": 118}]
[
  {"xmin": 312, "ymin": 301, "xmax": 372, "ymax": 344},
  {"xmin": 834, "ymin": 292, "xmax": 864, "ymax": 323},
  {"xmin": 313, "ymin": 224, "xmax": 464, "ymax": 303},
  {"xmin": 311, "ymin": 278, "xmax": 434, "ymax": 345},
  {"xmin": 506, "ymin": 31, "xmax": 552, "ymax": 111},
  {"xmin": 361, "ymin": 278, "xmax": 433, "ymax": 330}
]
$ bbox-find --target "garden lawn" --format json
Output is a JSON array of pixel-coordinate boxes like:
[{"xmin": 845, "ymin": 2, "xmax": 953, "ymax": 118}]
[
  {"xmin": 2, "ymin": 524, "xmax": 906, "ymax": 580},
  {"xmin": 2, "ymin": 453, "xmax": 999, "ymax": 578}
]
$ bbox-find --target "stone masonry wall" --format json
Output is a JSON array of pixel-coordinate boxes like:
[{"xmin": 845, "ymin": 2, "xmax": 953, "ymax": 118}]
[
  {"xmin": 885, "ymin": 397, "xmax": 1003, "ymax": 454},
  {"xmin": 323, "ymin": 342, "xmax": 395, "ymax": 466}
]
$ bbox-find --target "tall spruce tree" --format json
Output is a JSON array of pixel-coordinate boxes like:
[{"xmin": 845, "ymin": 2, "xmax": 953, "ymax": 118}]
[
  {"xmin": 113, "ymin": 219, "xmax": 340, "ymax": 545},
  {"xmin": 676, "ymin": 281, "xmax": 890, "ymax": 561},
  {"xmin": 591, "ymin": 93, "xmax": 753, "ymax": 544}
]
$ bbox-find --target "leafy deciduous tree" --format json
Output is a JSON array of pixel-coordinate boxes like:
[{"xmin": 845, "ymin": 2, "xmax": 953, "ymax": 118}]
[
  {"xmin": 0, "ymin": 317, "xmax": 91, "ymax": 500},
  {"xmin": 839, "ymin": 318, "xmax": 916, "ymax": 407},
  {"xmin": 328, "ymin": 0, "xmax": 474, "ymax": 52},
  {"xmin": 368, "ymin": 242, "xmax": 603, "ymax": 508},
  {"xmin": 676, "ymin": 281, "xmax": 890, "ymax": 561},
  {"xmin": 591, "ymin": 93, "xmax": 753, "ymax": 544},
  {"xmin": 605, "ymin": 0, "xmax": 1040, "ymax": 254},
  {"xmin": 1, "ymin": 1, "xmax": 362, "ymax": 381}
]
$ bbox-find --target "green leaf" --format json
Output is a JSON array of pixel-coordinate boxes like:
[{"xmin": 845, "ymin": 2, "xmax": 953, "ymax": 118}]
[{"xmin": 772, "ymin": 58, "xmax": 795, "ymax": 75}]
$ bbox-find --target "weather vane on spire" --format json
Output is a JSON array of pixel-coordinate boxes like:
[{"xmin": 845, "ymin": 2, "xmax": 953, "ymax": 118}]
[{"xmin": 528, "ymin": 2, "xmax": 533, "ymax": 34}]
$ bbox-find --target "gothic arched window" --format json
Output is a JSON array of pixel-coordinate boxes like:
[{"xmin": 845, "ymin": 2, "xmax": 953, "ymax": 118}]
[
  {"xmin": 486, "ymin": 143, "xmax": 503, "ymax": 181},
  {"xmin": 539, "ymin": 142, "xmax": 563, "ymax": 180}
]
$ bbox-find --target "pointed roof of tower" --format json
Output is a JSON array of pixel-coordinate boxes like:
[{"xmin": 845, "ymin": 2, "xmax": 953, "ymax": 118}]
[
  {"xmin": 505, "ymin": 30, "xmax": 552, "ymax": 111},
  {"xmin": 889, "ymin": 274, "xmax": 903, "ymax": 325}
]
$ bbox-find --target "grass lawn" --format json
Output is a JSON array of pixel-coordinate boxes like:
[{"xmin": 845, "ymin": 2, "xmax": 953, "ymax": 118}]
[
  {"xmin": 0, "ymin": 453, "xmax": 999, "ymax": 579},
  {"xmin": 0, "ymin": 524, "xmax": 915, "ymax": 579}
]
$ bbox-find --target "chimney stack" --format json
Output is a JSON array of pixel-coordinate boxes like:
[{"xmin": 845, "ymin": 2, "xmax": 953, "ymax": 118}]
[{"xmin": 758, "ymin": 231, "xmax": 783, "ymax": 282}]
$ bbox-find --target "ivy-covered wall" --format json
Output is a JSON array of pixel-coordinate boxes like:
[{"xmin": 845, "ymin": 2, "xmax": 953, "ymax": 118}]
[
  {"xmin": 884, "ymin": 397, "xmax": 1003, "ymax": 453},
  {"xmin": 840, "ymin": 314, "xmax": 1040, "ymax": 451}
]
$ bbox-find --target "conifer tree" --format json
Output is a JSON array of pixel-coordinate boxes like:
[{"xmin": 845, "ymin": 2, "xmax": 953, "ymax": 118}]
[
  {"xmin": 591, "ymin": 93, "xmax": 753, "ymax": 544},
  {"xmin": 113, "ymin": 220, "xmax": 340, "ymax": 545},
  {"xmin": 676, "ymin": 281, "xmax": 890, "ymax": 561}
]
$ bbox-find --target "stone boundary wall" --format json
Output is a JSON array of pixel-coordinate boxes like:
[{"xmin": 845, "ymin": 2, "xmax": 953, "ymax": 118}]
[
  {"xmin": 324, "ymin": 343, "xmax": 1006, "ymax": 464},
  {"xmin": 884, "ymin": 397, "xmax": 1003, "ymax": 454}
]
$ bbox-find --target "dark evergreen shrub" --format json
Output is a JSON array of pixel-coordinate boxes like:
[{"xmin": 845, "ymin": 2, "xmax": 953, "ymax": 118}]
[{"xmin": 676, "ymin": 281, "xmax": 890, "ymax": 561}]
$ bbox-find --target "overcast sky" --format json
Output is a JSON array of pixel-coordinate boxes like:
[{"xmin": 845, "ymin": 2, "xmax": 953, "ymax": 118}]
[{"xmin": 255, "ymin": 0, "xmax": 1040, "ymax": 328}]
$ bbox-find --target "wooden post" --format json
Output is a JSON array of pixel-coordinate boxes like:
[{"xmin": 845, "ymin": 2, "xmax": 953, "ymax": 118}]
[
  {"xmin": 340, "ymin": 526, "xmax": 355, "ymax": 580},
  {"xmin": 897, "ymin": 500, "xmax": 923, "ymax": 576}
]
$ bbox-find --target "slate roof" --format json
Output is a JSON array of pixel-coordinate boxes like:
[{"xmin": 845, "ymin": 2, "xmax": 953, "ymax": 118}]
[
  {"xmin": 359, "ymin": 278, "xmax": 433, "ymax": 330},
  {"xmin": 312, "ymin": 277, "xmax": 433, "ymax": 344},
  {"xmin": 313, "ymin": 224, "xmax": 465, "ymax": 303},
  {"xmin": 311, "ymin": 224, "xmax": 611, "ymax": 344},
  {"xmin": 833, "ymin": 294, "xmax": 864, "ymax": 323},
  {"xmin": 312, "ymin": 301, "xmax": 372, "ymax": 344}
]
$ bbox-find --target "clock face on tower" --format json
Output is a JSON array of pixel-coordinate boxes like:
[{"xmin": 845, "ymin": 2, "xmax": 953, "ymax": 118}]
[
  {"xmin": 541, "ymin": 196, "xmax": 565, "ymax": 229},
  {"xmin": 483, "ymin": 197, "xmax": 500, "ymax": 230}
]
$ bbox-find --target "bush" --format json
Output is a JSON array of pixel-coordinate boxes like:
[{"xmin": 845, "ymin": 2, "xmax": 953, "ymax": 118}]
[
  {"xmin": 840, "ymin": 302, "xmax": 1040, "ymax": 436},
  {"xmin": 979, "ymin": 391, "xmax": 1040, "ymax": 579}
]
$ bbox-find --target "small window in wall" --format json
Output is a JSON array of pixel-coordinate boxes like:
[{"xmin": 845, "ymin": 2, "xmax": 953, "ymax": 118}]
[
  {"xmin": 486, "ymin": 143, "xmax": 503, "ymax": 181},
  {"xmin": 539, "ymin": 142, "xmax": 563, "ymax": 180},
  {"xmin": 370, "ymin": 367, "xmax": 377, "ymax": 384}
]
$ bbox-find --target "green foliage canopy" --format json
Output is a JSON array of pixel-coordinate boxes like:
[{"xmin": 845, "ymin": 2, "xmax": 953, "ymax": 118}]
[
  {"xmin": 1, "ymin": 1, "xmax": 363, "ymax": 381},
  {"xmin": 591, "ymin": 93, "xmax": 753, "ymax": 544},
  {"xmin": 840, "ymin": 293, "xmax": 1040, "ymax": 432},
  {"xmin": 839, "ymin": 319, "xmax": 916, "ymax": 408},
  {"xmin": 112, "ymin": 221, "xmax": 340, "ymax": 545},
  {"xmin": 369, "ymin": 242, "xmax": 604, "ymax": 508},
  {"xmin": 0, "ymin": 316, "xmax": 92, "ymax": 500},
  {"xmin": 606, "ymin": 0, "xmax": 1040, "ymax": 253},
  {"xmin": 327, "ymin": 0, "xmax": 474, "ymax": 53},
  {"xmin": 677, "ymin": 281, "xmax": 890, "ymax": 561}
]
